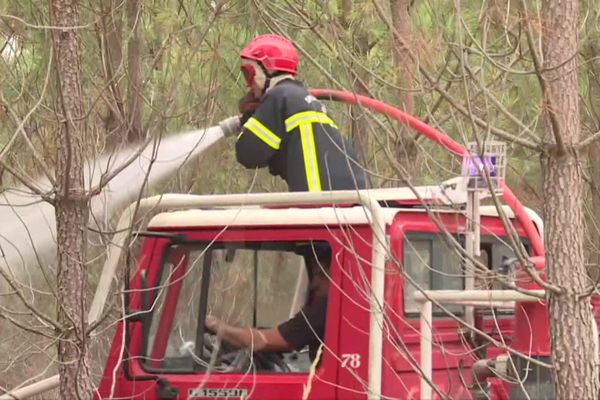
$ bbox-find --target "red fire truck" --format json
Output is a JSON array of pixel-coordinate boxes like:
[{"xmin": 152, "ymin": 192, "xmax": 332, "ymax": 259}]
[
  {"xmin": 91, "ymin": 187, "xmax": 548, "ymax": 400},
  {"xmin": 90, "ymin": 90, "xmax": 591, "ymax": 399},
  {"xmin": 0, "ymin": 82, "xmax": 596, "ymax": 400}
]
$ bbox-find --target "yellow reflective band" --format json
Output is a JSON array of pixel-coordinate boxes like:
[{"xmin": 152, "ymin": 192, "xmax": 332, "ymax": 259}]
[
  {"xmin": 285, "ymin": 111, "xmax": 338, "ymax": 132},
  {"xmin": 299, "ymin": 122, "xmax": 322, "ymax": 192},
  {"xmin": 242, "ymin": 117, "xmax": 281, "ymax": 150}
]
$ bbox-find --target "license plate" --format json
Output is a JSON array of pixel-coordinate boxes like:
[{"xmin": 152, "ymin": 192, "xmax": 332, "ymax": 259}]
[{"xmin": 189, "ymin": 388, "xmax": 249, "ymax": 399}]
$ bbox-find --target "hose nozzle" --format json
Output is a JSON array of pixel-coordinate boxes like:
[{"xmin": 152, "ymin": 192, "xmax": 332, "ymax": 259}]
[{"xmin": 219, "ymin": 115, "xmax": 241, "ymax": 138}]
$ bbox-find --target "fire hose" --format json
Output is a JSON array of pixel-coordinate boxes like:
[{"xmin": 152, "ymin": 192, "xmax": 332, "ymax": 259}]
[{"xmin": 309, "ymin": 88, "xmax": 544, "ymax": 257}]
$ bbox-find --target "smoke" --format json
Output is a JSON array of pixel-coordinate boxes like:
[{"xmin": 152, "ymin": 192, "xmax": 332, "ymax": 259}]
[{"xmin": 0, "ymin": 126, "xmax": 225, "ymax": 280}]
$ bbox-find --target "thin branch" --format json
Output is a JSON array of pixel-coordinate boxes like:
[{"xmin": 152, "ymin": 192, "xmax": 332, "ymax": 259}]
[
  {"xmin": 86, "ymin": 135, "xmax": 154, "ymax": 198},
  {"xmin": 0, "ymin": 13, "xmax": 97, "ymax": 30},
  {"xmin": 0, "ymin": 265, "xmax": 63, "ymax": 331},
  {"xmin": 0, "ymin": 160, "xmax": 52, "ymax": 201},
  {"xmin": 0, "ymin": 46, "xmax": 56, "ymax": 185},
  {"xmin": 0, "ymin": 311, "xmax": 57, "ymax": 339},
  {"xmin": 371, "ymin": 0, "xmax": 542, "ymax": 151},
  {"xmin": 577, "ymin": 128, "xmax": 600, "ymax": 148}
]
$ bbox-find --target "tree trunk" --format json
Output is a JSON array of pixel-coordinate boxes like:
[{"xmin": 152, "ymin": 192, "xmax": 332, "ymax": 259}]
[
  {"xmin": 390, "ymin": 0, "xmax": 414, "ymax": 115},
  {"xmin": 390, "ymin": 0, "xmax": 418, "ymax": 180},
  {"xmin": 588, "ymin": 140, "xmax": 600, "ymax": 282},
  {"xmin": 100, "ymin": 0, "xmax": 124, "ymax": 134},
  {"xmin": 541, "ymin": 0, "xmax": 600, "ymax": 397},
  {"xmin": 590, "ymin": 136, "xmax": 600, "ymax": 281},
  {"xmin": 126, "ymin": 0, "xmax": 143, "ymax": 142},
  {"xmin": 340, "ymin": 0, "xmax": 371, "ymax": 183},
  {"xmin": 49, "ymin": 0, "xmax": 93, "ymax": 398},
  {"xmin": 585, "ymin": 11, "xmax": 600, "ymax": 283}
]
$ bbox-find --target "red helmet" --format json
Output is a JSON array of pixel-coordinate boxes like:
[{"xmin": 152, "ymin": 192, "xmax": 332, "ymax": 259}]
[{"xmin": 240, "ymin": 34, "xmax": 298, "ymax": 75}]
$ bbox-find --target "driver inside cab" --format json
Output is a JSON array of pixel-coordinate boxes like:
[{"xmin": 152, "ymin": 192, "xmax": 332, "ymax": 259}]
[{"xmin": 205, "ymin": 244, "xmax": 331, "ymax": 363}]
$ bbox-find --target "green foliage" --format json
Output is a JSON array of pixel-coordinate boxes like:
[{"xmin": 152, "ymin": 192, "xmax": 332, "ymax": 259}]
[{"xmin": 1, "ymin": 0, "xmax": 592, "ymax": 204}]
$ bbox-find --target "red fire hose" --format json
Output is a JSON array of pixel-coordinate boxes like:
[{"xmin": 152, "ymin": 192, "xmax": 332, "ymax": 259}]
[{"xmin": 310, "ymin": 88, "xmax": 544, "ymax": 257}]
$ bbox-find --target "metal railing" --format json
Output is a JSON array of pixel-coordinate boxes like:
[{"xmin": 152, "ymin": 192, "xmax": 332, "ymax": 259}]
[{"xmin": 414, "ymin": 289, "xmax": 545, "ymax": 400}]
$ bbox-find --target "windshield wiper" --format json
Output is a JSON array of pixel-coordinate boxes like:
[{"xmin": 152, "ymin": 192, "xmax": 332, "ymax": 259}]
[{"xmin": 134, "ymin": 231, "xmax": 188, "ymax": 241}]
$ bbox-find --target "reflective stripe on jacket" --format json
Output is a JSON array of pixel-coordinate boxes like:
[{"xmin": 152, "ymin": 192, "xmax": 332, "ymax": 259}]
[{"xmin": 235, "ymin": 80, "xmax": 366, "ymax": 192}]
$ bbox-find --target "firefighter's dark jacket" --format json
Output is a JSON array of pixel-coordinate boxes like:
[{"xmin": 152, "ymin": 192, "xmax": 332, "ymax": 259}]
[{"xmin": 235, "ymin": 79, "xmax": 366, "ymax": 192}]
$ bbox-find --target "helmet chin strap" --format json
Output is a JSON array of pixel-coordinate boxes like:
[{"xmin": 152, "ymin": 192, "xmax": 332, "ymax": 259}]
[
  {"xmin": 255, "ymin": 62, "xmax": 294, "ymax": 96},
  {"xmin": 264, "ymin": 74, "xmax": 295, "ymax": 93},
  {"xmin": 245, "ymin": 59, "xmax": 295, "ymax": 97},
  {"xmin": 253, "ymin": 64, "xmax": 267, "ymax": 93}
]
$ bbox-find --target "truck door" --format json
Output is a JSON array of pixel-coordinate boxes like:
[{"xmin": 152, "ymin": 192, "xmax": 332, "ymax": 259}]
[
  {"xmin": 335, "ymin": 227, "xmax": 375, "ymax": 400},
  {"xmin": 394, "ymin": 230, "xmax": 470, "ymax": 399}
]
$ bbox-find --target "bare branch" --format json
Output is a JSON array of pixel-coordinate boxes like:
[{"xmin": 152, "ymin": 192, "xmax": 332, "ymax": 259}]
[{"xmin": 371, "ymin": 0, "xmax": 542, "ymax": 151}]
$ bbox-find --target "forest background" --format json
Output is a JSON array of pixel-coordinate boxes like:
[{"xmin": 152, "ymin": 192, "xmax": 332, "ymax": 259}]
[{"xmin": 1, "ymin": 0, "xmax": 599, "ymax": 398}]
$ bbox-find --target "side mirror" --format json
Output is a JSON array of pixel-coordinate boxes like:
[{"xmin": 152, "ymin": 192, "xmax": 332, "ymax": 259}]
[
  {"xmin": 225, "ymin": 247, "xmax": 236, "ymax": 262},
  {"xmin": 126, "ymin": 270, "xmax": 151, "ymax": 325},
  {"xmin": 140, "ymin": 270, "xmax": 150, "ymax": 313},
  {"xmin": 499, "ymin": 256, "xmax": 518, "ymax": 275}
]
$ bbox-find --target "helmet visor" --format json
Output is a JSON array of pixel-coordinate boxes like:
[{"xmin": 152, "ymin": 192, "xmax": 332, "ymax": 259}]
[{"xmin": 241, "ymin": 63, "xmax": 255, "ymax": 88}]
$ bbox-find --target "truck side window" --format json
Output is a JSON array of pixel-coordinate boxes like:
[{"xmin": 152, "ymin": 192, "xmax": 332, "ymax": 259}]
[
  {"xmin": 480, "ymin": 237, "xmax": 529, "ymax": 283},
  {"xmin": 403, "ymin": 234, "xmax": 463, "ymax": 316},
  {"xmin": 144, "ymin": 247, "xmax": 207, "ymax": 370},
  {"xmin": 403, "ymin": 239, "xmax": 431, "ymax": 314},
  {"xmin": 477, "ymin": 237, "xmax": 529, "ymax": 314}
]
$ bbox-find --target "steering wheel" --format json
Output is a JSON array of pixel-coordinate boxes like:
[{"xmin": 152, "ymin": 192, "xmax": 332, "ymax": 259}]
[
  {"xmin": 223, "ymin": 348, "xmax": 291, "ymax": 373},
  {"xmin": 197, "ymin": 333, "xmax": 239, "ymax": 371},
  {"xmin": 199, "ymin": 332, "xmax": 291, "ymax": 372},
  {"xmin": 253, "ymin": 351, "xmax": 291, "ymax": 372}
]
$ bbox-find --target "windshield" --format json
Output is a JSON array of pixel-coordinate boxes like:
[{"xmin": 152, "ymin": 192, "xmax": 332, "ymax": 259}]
[{"xmin": 141, "ymin": 241, "xmax": 321, "ymax": 373}]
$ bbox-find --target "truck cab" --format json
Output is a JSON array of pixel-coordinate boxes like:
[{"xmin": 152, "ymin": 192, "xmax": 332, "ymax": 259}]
[{"xmin": 96, "ymin": 184, "xmax": 545, "ymax": 399}]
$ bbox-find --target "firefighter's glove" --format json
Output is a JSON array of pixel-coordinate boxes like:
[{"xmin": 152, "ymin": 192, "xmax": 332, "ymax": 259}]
[
  {"xmin": 238, "ymin": 91, "xmax": 260, "ymax": 114},
  {"xmin": 219, "ymin": 115, "xmax": 241, "ymax": 138},
  {"xmin": 239, "ymin": 92, "xmax": 260, "ymax": 126}
]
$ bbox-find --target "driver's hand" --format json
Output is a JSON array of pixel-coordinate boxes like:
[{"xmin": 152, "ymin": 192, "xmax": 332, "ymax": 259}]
[{"xmin": 205, "ymin": 315, "xmax": 220, "ymax": 335}]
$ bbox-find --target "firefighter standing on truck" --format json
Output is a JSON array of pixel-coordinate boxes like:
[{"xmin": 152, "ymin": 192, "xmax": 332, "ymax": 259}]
[{"xmin": 219, "ymin": 34, "xmax": 366, "ymax": 192}]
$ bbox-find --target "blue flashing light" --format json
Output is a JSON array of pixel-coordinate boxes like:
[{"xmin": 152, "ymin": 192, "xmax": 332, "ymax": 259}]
[{"xmin": 467, "ymin": 155, "xmax": 497, "ymax": 177}]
